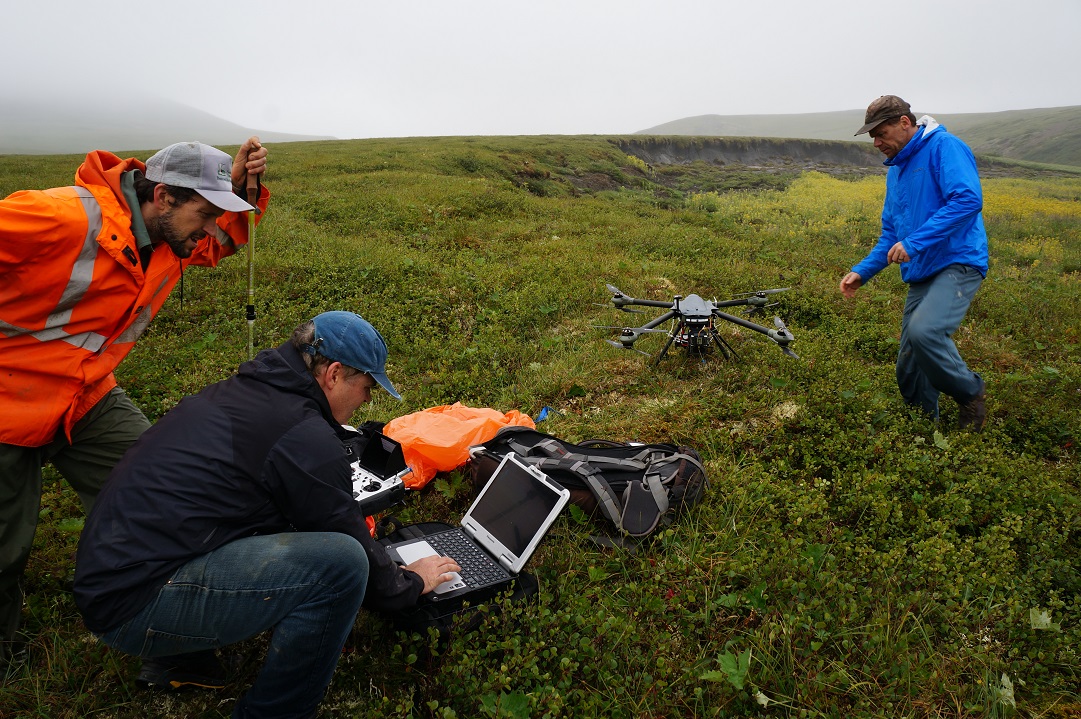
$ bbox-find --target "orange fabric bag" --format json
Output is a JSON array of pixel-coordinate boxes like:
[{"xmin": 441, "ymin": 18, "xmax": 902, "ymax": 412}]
[{"xmin": 383, "ymin": 402, "xmax": 535, "ymax": 489}]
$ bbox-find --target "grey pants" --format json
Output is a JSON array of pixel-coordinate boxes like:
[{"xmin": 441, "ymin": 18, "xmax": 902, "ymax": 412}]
[
  {"xmin": 896, "ymin": 264, "xmax": 985, "ymax": 417},
  {"xmin": 0, "ymin": 387, "xmax": 151, "ymax": 648}
]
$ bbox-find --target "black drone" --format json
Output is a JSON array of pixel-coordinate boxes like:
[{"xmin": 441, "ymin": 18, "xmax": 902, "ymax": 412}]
[{"xmin": 595, "ymin": 283, "xmax": 798, "ymax": 365}]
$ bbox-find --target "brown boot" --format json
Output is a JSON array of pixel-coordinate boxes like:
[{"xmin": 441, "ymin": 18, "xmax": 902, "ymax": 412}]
[{"xmin": 958, "ymin": 385, "xmax": 987, "ymax": 431}]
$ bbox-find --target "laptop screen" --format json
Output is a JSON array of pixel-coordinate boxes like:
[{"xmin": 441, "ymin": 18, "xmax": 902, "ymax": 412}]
[{"xmin": 466, "ymin": 454, "xmax": 567, "ymax": 560}]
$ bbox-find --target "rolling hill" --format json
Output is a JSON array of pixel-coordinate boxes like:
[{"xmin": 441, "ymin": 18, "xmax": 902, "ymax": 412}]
[
  {"xmin": 639, "ymin": 106, "xmax": 1081, "ymax": 168},
  {"xmin": 4, "ymin": 90, "xmax": 1079, "ymax": 170},
  {"xmin": 0, "ymin": 94, "xmax": 333, "ymax": 155}
]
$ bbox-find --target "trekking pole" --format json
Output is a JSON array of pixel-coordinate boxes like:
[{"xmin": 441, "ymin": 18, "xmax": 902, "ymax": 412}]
[{"xmin": 245, "ymin": 149, "xmax": 261, "ymax": 361}]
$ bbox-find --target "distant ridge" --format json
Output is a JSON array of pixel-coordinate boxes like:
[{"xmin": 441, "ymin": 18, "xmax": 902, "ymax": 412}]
[
  {"xmin": 0, "ymin": 95, "xmax": 334, "ymax": 155},
  {"xmin": 638, "ymin": 106, "xmax": 1081, "ymax": 168},
  {"xmin": 639, "ymin": 111, "xmax": 867, "ymax": 143}
]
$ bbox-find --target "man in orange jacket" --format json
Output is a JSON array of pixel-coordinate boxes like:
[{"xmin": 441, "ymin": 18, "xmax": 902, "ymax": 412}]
[{"xmin": 0, "ymin": 138, "xmax": 269, "ymax": 671}]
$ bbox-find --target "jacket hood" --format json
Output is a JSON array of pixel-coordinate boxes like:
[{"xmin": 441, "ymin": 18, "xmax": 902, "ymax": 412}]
[
  {"xmin": 916, "ymin": 114, "xmax": 941, "ymax": 136},
  {"xmin": 74, "ymin": 151, "xmax": 146, "ymax": 215},
  {"xmin": 886, "ymin": 115, "xmax": 945, "ymax": 167},
  {"xmin": 239, "ymin": 342, "xmax": 345, "ymax": 434}
]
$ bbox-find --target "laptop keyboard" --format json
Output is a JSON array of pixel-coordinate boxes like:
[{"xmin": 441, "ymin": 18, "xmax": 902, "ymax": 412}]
[{"xmin": 427, "ymin": 531, "xmax": 509, "ymax": 587}]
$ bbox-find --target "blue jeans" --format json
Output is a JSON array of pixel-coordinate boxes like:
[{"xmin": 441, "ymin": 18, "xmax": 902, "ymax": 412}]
[
  {"xmin": 99, "ymin": 532, "xmax": 369, "ymax": 719},
  {"xmin": 897, "ymin": 264, "xmax": 985, "ymax": 417}
]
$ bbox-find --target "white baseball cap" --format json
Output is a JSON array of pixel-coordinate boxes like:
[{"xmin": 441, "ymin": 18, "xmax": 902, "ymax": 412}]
[{"xmin": 144, "ymin": 141, "xmax": 255, "ymax": 213}]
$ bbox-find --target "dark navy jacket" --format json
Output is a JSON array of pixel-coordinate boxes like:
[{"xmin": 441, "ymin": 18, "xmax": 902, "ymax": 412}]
[{"xmin": 74, "ymin": 342, "xmax": 422, "ymax": 633}]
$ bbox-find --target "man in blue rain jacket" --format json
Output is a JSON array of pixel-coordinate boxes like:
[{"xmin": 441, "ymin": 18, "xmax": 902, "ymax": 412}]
[{"xmin": 840, "ymin": 95, "xmax": 989, "ymax": 430}]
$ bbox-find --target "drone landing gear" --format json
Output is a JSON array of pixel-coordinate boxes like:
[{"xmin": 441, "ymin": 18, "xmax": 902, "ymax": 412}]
[
  {"xmin": 654, "ymin": 330, "xmax": 677, "ymax": 366},
  {"xmin": 654, "ymin": 322, "xmax": 740, "ymax": 366},
  {"xmin": 709, "ymin": 328, "xmax": 739, "ymax": 361}
]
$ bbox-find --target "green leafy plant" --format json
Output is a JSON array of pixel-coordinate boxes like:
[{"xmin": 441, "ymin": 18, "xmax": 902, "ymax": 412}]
[{"xmin": 700, "ymin": 648, "xmax": 752, "ymax": 690}]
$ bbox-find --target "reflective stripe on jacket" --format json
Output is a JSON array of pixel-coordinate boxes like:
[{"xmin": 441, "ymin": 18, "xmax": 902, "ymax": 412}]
[{"xmin": 0, "ymin": 151, "xmax": 269, "ymax": 447}]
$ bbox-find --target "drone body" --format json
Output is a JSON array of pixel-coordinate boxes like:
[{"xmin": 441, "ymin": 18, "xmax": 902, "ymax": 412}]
[{"xmin": 597, "ymin": 284, "xmax": 798, "ymax": 365}]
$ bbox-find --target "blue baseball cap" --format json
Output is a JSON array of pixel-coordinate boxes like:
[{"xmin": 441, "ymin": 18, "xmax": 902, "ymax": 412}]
[{"xmin": 307, "ymin": 311, "xmax": 401, "ymax": 400}]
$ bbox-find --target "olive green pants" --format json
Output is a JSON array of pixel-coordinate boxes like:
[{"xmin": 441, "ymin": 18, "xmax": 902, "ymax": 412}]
[{"xmin": 0, "ymin": 387, "xmax": 151, "ymax": 652}]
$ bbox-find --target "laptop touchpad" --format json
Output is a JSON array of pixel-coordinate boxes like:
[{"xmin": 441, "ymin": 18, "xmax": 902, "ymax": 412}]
[{"xmin": 395, "ymin": 540, "xmax": 466, "ymax": 595}]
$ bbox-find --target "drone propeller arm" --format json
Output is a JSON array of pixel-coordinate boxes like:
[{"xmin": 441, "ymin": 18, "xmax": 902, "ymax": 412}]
[
  {"xmin": 711, "ymin": 298, "xmax": 753, "ymax": 309},
  {"xmin": 606, "ymin": 282, "xmax": 680, "ymax": 311},
  {"xmin": 713, "ymin": 288, "xmax": 791, "ymax": 310},
  {"xmin": 713, "ymin": 309, "xmax": 798, "ymax": 356},
  {"xmin": 639, "ymin": 310, "xmax": 678, "ymax": 330},
  {"xmin": 711, "ymin": 309, "xmax": 776, "ymax": 337},
  {"xmin": 612, "ymin": 296, "xmax": 679, "ymax": 310}
]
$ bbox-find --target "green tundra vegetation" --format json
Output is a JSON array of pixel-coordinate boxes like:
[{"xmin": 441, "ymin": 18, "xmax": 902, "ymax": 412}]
[{"xmin": 1, "ymin": 135, "xmax": 1078, "ymax": 718}]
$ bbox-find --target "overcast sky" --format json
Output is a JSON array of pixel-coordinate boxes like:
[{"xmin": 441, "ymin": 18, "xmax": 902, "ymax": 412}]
[{"xmin": 4, "ymin": 0, "xmax": 1079, "ymax": 139}]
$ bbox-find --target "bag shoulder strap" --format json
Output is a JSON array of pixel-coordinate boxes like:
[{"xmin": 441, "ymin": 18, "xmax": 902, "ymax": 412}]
[
  {"xmin": 509, "ymin": 437, "xmax": 653, "ymax": 471},
  {"xmin": 521, "ymin": 455, "xmax": 625, "ymax": 529},
  {"xmin": 491, "ymin": 432, "xmax": 707, "ymax": 537}
]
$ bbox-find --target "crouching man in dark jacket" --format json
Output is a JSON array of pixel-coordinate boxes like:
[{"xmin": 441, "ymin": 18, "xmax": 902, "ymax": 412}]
[{"xmin": 74, "ymin": 311, "xmax": 459, "ymax": 719}]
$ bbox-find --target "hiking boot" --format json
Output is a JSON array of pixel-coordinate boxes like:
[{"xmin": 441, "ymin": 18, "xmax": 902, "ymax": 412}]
[
  {"xmin": 957, "ymin": 385, "xmax": 987, "ymax": 431},
  {"xmin": 1, "ymin": 632, "xmax": 30, "ymax": 679},
  {"xmin": 135, "ymin": 649, "xmax": 227, "ymax": 691}
]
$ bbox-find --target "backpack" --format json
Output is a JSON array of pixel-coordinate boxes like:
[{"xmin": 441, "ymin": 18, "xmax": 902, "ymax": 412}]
[
  {"xmin": 373, "ymin": 518, "xmax": 539, "ymax": 642},
  {"xmin": 468, "ymin": 426, "xmax": 709, "ymax": 539}
]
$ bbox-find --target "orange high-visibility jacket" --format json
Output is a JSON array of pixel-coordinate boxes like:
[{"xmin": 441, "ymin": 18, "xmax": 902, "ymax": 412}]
[{"xmin": 0, "ymin": 150, "xmax": 270, "ymax": 447}]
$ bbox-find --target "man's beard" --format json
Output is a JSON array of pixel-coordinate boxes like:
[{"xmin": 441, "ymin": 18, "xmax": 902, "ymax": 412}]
[{"xmin": 147, "ymin": 209, "xmax": 205, "ymax": 259}]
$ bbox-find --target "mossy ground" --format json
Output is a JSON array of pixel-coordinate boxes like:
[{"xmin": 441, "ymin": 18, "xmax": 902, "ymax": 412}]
[{"xmin": 1, "ymin": 136, "xmax": 1078, "ymax": 718}]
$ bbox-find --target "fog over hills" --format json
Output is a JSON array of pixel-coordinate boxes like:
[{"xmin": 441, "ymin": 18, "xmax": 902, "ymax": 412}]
[
  {"xmin": 4, "ymin": 91, "xmax": 1079, "ymax": 169},
  {"xmin": 638, "ymin": 106, "xmax": 1081, "ymax": 168},
  {"xmin": 0, "ymin": 93, "xmax": 333, "ymax": 156}
]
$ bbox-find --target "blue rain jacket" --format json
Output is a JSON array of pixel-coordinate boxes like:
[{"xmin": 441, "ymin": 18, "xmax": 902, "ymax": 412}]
[{"xmin": 852, "ymin": 121, "xmax": 988, "ymax": 285}]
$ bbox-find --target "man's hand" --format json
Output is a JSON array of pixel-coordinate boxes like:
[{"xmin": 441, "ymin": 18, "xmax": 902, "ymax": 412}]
[
  {"xmin": 887, "ymin": 241, "xmax": 910, "ymax": 264},
  {"xmin": 404, "ymin": 554, "xmax": 462, "ymax": 594},
  {"xmin": 839, "ymin": 271, "xmax": 863, "ymax": 299},
  {"xmin": 232, "ymin": 136, "xmax": 268, "ymax": 189}
]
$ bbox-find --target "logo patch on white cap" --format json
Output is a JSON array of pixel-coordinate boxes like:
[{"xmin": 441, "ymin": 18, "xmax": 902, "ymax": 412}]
[{"xmin": 144, "ymin": 141, "xmax": 255, "ymax": 213}]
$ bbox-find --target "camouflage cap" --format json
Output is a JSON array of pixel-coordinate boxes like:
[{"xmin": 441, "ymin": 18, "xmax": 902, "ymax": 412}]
[{"xmin": 855, "ymin": 95, "xmax": 912, "ymax": 136}]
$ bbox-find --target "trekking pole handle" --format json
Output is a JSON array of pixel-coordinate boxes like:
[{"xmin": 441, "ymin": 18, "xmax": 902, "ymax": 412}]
[{"xmin": 246, "ymin": 171, "xmax": 260, "ymax": 206}]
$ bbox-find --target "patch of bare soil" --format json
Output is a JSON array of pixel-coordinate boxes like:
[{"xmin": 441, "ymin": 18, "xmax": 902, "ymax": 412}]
[
  {"xmin": 566, "ymin": 172, "xmax": 622, "ymax": 192},
  {"xmin": 619, "ymin": 137, "xmax": 885, "ymax": 176}
]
